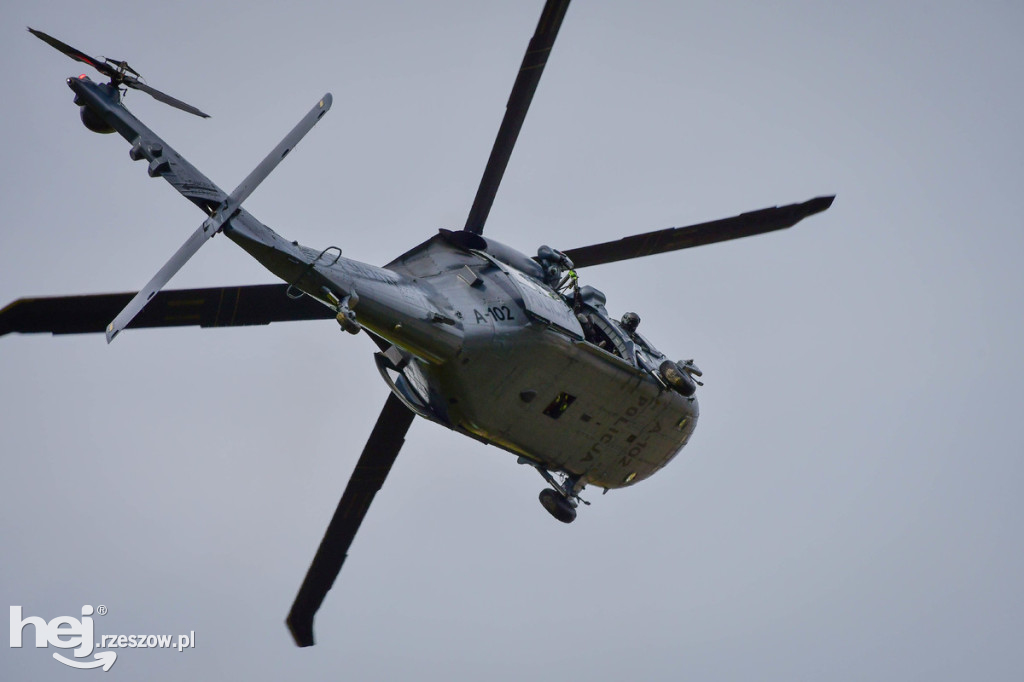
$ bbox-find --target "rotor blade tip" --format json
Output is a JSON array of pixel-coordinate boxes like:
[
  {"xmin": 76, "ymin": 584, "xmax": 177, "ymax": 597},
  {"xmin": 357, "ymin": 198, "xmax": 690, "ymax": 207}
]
[
  {"xmin": 286, "ymin": 614, "xmax": 315, "ymax": 648},
  {"xmin": 805, "ymin": 195, "xmax": 836, "ymax": 214}
]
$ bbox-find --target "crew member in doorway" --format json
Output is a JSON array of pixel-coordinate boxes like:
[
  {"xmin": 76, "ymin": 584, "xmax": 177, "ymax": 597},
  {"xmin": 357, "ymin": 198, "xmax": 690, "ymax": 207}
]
[{"xmin": 621, "ymin": 312, "xmax": 641, "ymax": 340}]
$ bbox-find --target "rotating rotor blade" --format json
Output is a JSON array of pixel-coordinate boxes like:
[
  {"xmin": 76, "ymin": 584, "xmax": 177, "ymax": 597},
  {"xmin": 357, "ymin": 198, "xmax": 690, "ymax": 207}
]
[
  {"xmin": 464, "ymin": 0, "xmax": 571, "ymax": 235},
  {"xmin": 27, "ymin": 27, "xmax": 116, "ymax": 78},
  {"xmin": 106, "ymin": 219, "xmax": 219, "ymax": 342},
  {"xmin": 561, "ymin": 195, "xmax": 836, "ymax": 268},
  {"xmin": 0, "ymin": 284, "xmax": 336, "ymax": 338},
  {"xmin": 105, "ymin": 94, "xmax": 331, "ymax": 341},
  {"xmin": 29, "ymin": 27, "xmax": 209, "ymax": 118},
  {"xmin": 287, "ymin": 393, "xmax": 415, "ymax": 648},
  {"xmin": 125, "ymin": 77, "xmax": 210, "ymax": 118}
]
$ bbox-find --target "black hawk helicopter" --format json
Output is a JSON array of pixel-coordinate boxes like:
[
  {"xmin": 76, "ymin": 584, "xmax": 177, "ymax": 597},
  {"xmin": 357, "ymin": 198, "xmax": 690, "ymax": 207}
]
[{"xmin": 2, "ymin": 0, "xmax": 833, "ymax": 648}]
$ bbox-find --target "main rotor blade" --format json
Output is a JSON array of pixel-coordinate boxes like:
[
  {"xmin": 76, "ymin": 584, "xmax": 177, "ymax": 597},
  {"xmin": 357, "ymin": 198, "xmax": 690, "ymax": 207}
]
[
  {"xmin": 126, "ymin": 78, "xmax": 210, "ymax": 118},
  {"xmin": 463, "ymin": 0, "xmax": 571, "ymax": 235},
  {"xmin": 226, "ymin": 93, "xmax": 332, "ymax": 205},
  {"xmin": 106, "ymin": 220, "xmax": 219, "ymax": 343},
  {"xmin": 105, "ymin": 94, "xmax": 332, "ymax": 341},
  {"xmin": 27, "ymin": 27, "xmax": 115, "ymax": 79},
  {"xmin": 287, "ymin": 393, "xmax": 415, "ymax": 647},
  {"xmin": 562, "ymin": 195, "xmax": 835, "ymax": 268},
  {"xmin": 0, "ymin": 284, "xmax": 336, "ymax": 337}
]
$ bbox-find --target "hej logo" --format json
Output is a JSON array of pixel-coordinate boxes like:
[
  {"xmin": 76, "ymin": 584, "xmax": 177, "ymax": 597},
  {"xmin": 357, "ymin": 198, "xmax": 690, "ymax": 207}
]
[{"xmin": 10, "ymin": 605, "xmax": 116, "ymax": 670}]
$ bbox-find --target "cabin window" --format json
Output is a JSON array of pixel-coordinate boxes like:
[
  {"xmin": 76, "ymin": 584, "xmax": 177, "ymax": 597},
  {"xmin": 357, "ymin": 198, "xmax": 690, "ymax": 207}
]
[{"xmin": 543, "ymin": 392, "xmax": 577, "ymax": 419}]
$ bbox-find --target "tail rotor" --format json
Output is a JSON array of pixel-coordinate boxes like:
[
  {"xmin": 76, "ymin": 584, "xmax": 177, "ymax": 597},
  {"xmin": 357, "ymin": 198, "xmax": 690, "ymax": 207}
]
[{"xmin": 28, "ymin": 27, "xmax": 209, "ymax": 118}]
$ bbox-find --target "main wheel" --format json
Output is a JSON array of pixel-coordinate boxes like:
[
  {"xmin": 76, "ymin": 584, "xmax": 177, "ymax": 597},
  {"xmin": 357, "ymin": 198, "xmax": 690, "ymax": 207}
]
[
  {"xmin": 539, "ymin": 488, "xmax": 577, "ymax": 523},
  {"xmin": 660, "ymin": 360, "xmax": 697, "ymax": 396}
]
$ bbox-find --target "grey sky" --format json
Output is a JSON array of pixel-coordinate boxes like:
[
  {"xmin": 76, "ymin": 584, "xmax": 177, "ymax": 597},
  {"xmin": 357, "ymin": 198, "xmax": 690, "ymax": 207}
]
[{"xmin": 2, "ymin": 1, "xmax": 1022, "ymax": 680}]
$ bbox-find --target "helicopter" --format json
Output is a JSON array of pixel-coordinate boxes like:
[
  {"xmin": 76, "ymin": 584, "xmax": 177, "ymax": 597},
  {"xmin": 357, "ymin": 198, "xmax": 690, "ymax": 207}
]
[{"xmin": 1, "ymin": 0, "xmax": 833, "ymax": 648}]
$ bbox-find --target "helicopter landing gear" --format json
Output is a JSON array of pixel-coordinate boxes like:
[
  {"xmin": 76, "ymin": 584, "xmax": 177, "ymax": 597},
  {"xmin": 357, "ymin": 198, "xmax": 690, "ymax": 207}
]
[
  {"xmin": 659, "ymin": 359, "xmax": 698, "ymax": 397},
  {"xmin": 539, "ymin": 488, "xmax": 576, "ymax": 523},
  {"xmin": 518, "ymin": 457, "xmax": 590, "ymax": 524}
]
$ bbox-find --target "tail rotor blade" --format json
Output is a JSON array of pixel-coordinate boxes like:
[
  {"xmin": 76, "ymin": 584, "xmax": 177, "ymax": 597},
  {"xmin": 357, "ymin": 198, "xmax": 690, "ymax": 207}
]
[
  {"xmin": 30, "ymin": 27, "xmax": 210, "ymax": 118},
  {"xmin": 287, "ymin": 393, "xmax": 415, "ymax": 648},
  {"xmin": 126, "ymin": 78, "xmax": 210, "ymax": 118},
  {"xmin": 27, "ymin": 27, "xmax": 115, "ymax": 78}
]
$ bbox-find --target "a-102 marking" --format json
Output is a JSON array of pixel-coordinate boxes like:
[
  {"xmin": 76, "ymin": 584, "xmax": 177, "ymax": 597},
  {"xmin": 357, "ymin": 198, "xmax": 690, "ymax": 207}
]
[{"xmin": 473, "ymin": 305, "xmax": 517, "ymax": 323}]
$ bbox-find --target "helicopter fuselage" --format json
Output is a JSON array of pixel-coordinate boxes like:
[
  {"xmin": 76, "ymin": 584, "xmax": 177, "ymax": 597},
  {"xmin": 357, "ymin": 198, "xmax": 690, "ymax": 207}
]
[{"xmin": 229, "ymin": 220, "xmax": 700, "ymax": 490}]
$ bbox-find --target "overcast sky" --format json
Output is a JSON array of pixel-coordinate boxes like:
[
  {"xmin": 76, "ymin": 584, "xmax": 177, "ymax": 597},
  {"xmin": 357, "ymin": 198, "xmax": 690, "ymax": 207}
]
[{"xmin": 2, "ymin": 1, "xmax": 1022, "ymax": 680}]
